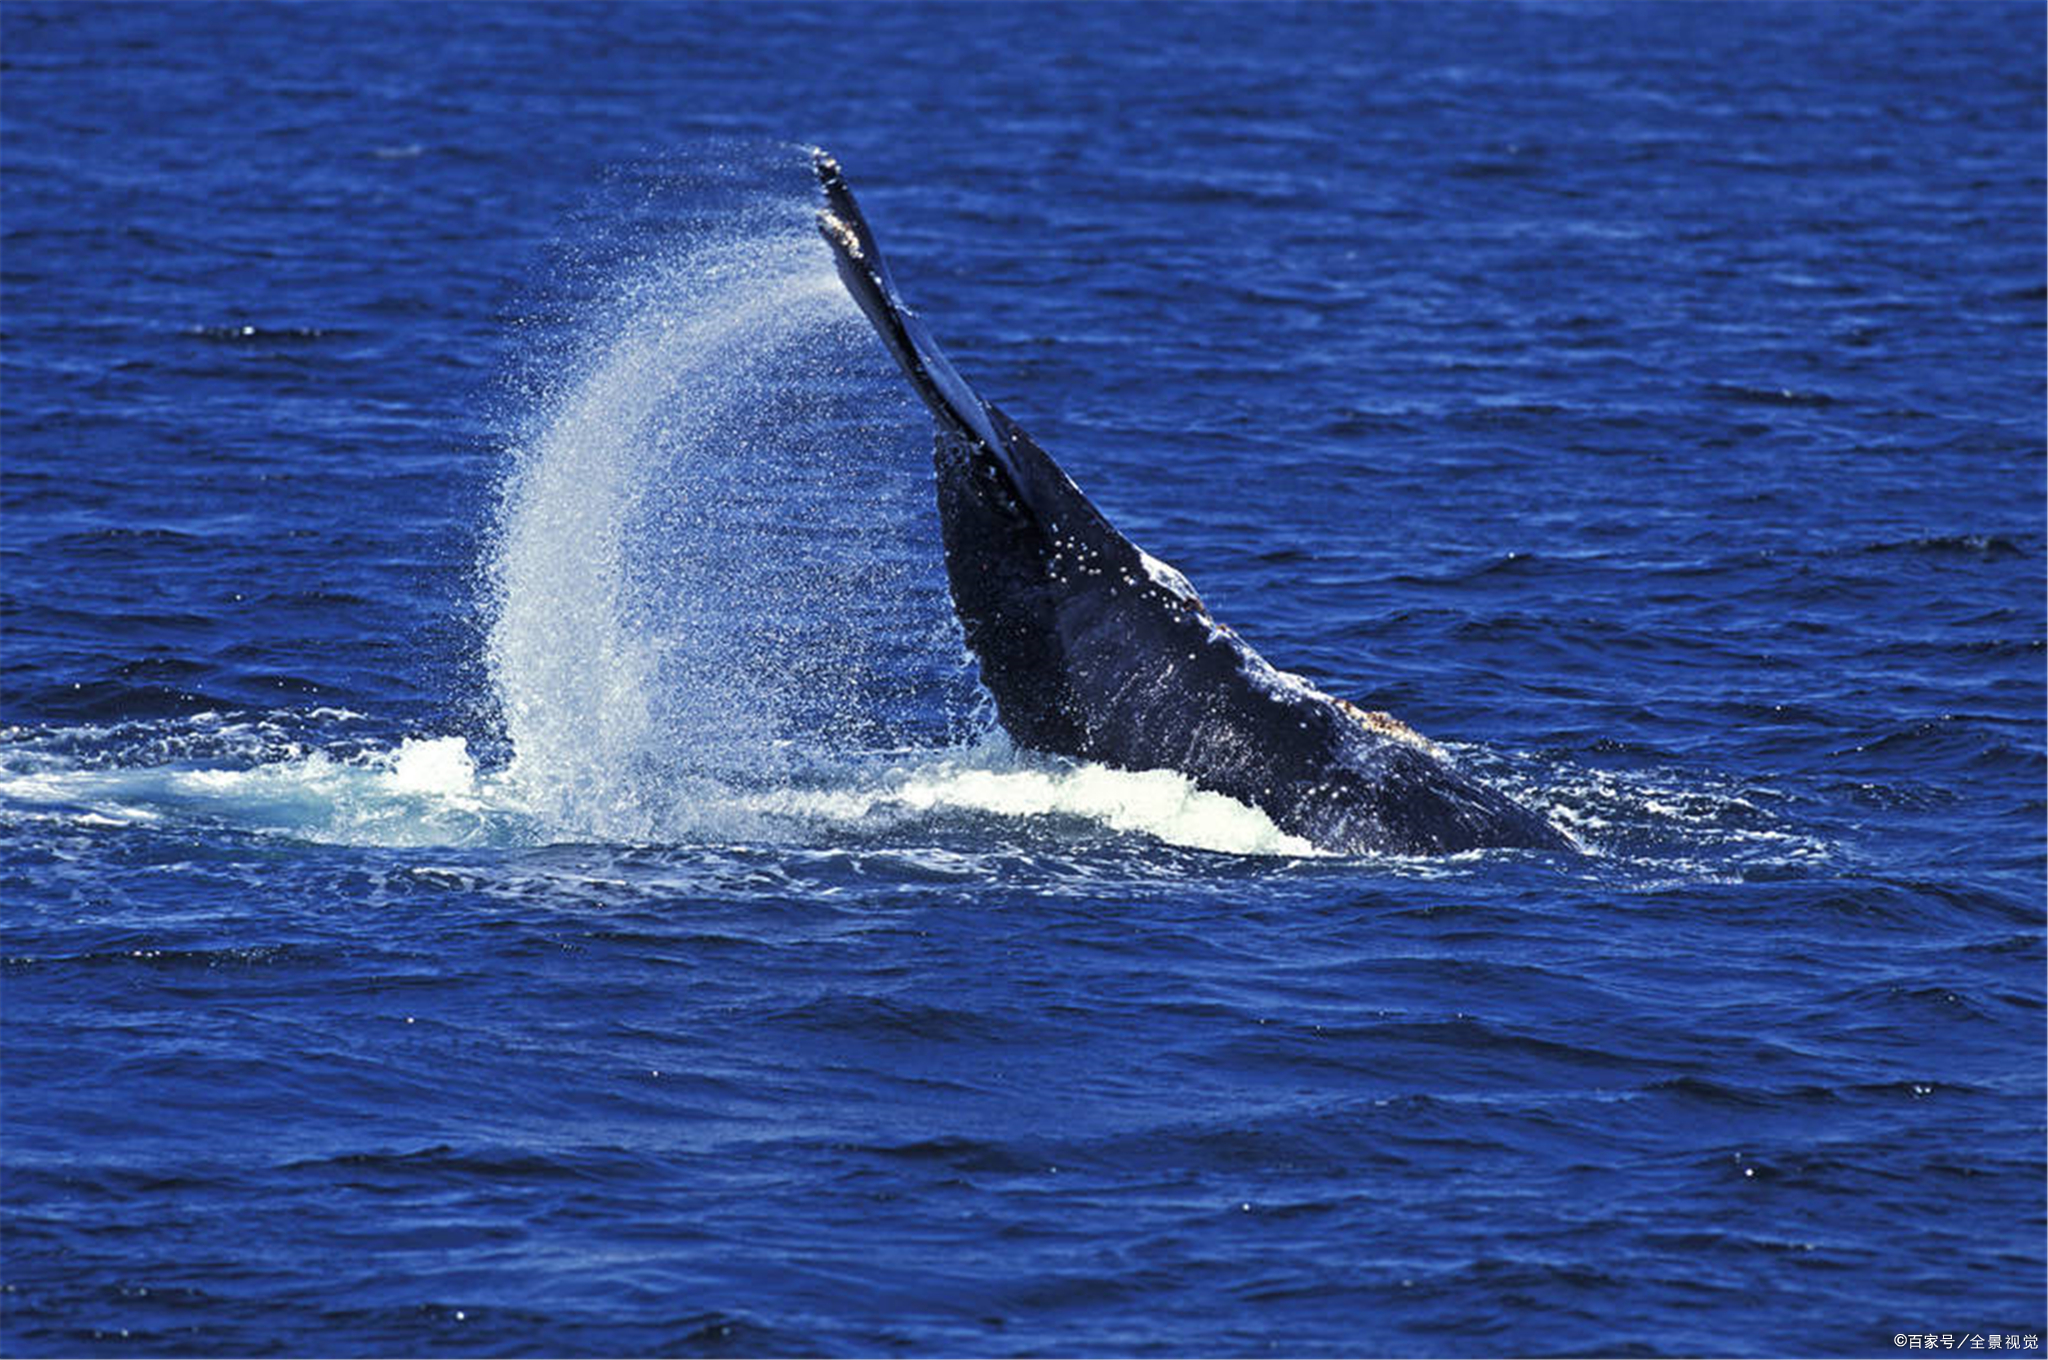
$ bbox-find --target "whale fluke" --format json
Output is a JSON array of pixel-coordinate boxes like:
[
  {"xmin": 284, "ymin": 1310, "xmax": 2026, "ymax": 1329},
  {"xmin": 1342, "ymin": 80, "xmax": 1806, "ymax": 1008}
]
[{"xmin": 814, "ymin": 149, "xmax": 1573, "ymax": 856}]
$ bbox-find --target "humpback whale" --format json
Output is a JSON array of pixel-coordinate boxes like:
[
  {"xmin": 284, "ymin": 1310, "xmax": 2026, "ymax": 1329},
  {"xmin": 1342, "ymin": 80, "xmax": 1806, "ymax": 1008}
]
[{"xmin": 814, "ymin": 151, "xmax": 1572, "ymax": 856}]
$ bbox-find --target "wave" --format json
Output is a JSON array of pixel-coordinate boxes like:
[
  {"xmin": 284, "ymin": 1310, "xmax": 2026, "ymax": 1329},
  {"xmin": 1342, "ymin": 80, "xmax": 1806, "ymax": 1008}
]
[
  {"xmin": 0, "ymin": 722, "xmax": 1317, "ymax": 858},
  {"xmin": 1858, "ymin": 533, "xmax": 2032, "ymax": 561},
  {"xmin": 0, "ymin": 706, "xmax": 1844, "ymax": 879},
  {"xmin": 1490, "ymin": 754, "xmax": 1835, "ymax": 877}
]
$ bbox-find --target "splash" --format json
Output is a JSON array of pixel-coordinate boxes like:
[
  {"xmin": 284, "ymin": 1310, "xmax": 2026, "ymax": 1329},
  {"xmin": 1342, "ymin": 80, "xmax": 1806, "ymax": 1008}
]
[
  {"xmin": 486, "ymin": 185, "xmax": 953, "ymax": 841},
  {"xmin": 0, "ymin": 730, "xmax": 509, "ymax": 848},
  {"xmin": 462, "ymin": 158, "xmax": 1342, "ymax": 858},
  {"xmin": 0, "ymin": 720, "xmax": 1326, "ymax": 858},
  {"xmin": 0, "ymin": 715, "xmax": 1827, "ymax": 872}
]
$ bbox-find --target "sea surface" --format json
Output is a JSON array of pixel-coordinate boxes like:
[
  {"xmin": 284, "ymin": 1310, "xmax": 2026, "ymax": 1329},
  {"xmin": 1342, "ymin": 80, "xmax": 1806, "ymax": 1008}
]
[{"xmin": 3, "ymin": 4, "xmax": 2043, "ymax": 1356}]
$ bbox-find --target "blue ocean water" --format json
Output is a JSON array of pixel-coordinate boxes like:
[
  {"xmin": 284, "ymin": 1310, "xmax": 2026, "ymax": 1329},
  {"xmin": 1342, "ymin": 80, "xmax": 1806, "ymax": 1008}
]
[{"xmin": 3, "ymin": 2, "xmax": 2043, "ymax": 1355}]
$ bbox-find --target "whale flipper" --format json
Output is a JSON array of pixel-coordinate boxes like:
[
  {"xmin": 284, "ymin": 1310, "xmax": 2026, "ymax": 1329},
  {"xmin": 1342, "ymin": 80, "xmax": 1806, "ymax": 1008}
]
[{"xmin": 814, "ymin": 150, "xmax": 1572, "ymax": 856}]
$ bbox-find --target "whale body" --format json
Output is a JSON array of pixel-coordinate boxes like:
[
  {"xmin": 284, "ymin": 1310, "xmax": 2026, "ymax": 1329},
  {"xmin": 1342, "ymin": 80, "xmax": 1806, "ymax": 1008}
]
[{"xmin": 814, "ymin": 151, "xmax": 1572, "ymax": 856}]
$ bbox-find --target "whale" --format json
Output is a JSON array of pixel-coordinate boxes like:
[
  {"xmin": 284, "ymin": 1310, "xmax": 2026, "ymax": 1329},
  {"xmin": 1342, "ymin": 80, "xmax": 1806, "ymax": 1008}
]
[{"xmin": 813, "ymin": 151, "xmax": 1573, "ymax": 856}]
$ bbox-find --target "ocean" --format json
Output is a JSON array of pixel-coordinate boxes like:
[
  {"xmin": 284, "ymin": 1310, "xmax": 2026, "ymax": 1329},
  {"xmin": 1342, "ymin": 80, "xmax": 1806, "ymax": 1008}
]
[{"xmin": 2, "ymin": 3, "xmax": 2042, "ymax": 1355}]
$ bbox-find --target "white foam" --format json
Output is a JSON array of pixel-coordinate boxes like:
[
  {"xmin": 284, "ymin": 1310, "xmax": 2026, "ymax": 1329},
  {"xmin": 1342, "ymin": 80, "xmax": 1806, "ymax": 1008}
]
[
  {"xmin": 0, "ymin": 734, "xmax": 505, "ymax": 850},
  {"xmin": 386, "ymin": 736, "xmax": 480, "ymax": 797},
  {"xmin": 755, "ymin": 749, "xmax": 1319, "ymax": 857},
  {"xmin": 1482, "ymin": 756, "xmax": 1833, "ymax": 873},
  {"xmin": 0, "ymin": 723, "xmax": 1324, "ymax": 858},
  {"xmin": 0, "ymin": 705, "xmax": 1833, "ymax": 874},
  {"xmin": 890, "ymin": 760, "xmax": 1315, "ymax": 856}
]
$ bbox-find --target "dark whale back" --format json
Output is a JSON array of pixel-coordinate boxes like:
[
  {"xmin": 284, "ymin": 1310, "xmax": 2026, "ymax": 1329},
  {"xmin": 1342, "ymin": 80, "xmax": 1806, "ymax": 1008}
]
[{"xmin": 815, "ymin": 151, "xmax": 1572, "ymax": 856}]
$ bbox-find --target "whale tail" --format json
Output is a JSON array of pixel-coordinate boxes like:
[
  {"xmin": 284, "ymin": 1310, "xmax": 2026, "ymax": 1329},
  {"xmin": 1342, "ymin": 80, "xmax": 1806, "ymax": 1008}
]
[
  {"xmin": 811, "ymin": 150, "xmax": 1574, "ymax": 857},
  {"xmin": 814, "ymin": 150, "xmax": 1007, "ymax": 456},
  {"xmin": 814, "ymin": 149, "xmax": 1128, "ymax": 556}
]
